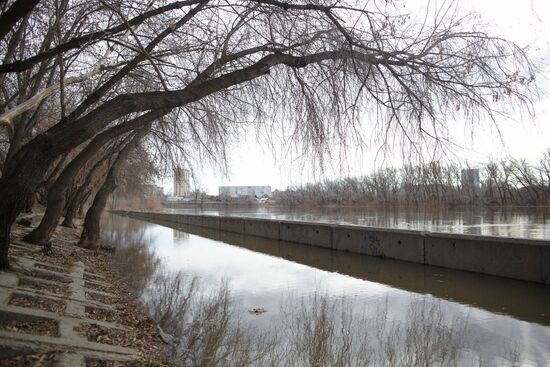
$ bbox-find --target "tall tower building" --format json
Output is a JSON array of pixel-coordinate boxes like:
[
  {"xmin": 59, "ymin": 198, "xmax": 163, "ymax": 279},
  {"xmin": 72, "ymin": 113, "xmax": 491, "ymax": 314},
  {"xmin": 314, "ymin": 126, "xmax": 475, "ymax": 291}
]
[{"xmin": 173, "ymin": 168, "xmax": 190, "ymax": 197}]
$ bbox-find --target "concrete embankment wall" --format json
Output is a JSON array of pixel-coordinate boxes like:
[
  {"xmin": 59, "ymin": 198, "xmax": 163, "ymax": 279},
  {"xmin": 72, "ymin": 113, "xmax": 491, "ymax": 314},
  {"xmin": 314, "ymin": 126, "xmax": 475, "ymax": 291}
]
[{"xmin": 111, "ymin": 210, "xmax": 550, "ymax": 285}]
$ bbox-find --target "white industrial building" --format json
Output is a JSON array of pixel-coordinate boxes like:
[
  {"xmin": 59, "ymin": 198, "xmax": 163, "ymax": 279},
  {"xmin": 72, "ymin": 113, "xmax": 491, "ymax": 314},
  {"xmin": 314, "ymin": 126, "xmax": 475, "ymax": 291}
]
[
  {"xmin": 173, "ymin": 168, "xmax": 191, "ymax": 197},
  {"xmin": 219, "ymin": 185, "xmax": 271, "ymax": 198}
]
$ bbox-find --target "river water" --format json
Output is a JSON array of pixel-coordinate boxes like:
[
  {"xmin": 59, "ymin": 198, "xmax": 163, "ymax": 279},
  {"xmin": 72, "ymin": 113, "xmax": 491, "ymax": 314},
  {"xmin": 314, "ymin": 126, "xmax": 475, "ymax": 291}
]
[
  {"xmin": 104, "ymin": 213, "xmax": 550, "ymax": 366},
  {"xmin": 166, "ymin": 205, "xmax": 550, "ymax": 240}
]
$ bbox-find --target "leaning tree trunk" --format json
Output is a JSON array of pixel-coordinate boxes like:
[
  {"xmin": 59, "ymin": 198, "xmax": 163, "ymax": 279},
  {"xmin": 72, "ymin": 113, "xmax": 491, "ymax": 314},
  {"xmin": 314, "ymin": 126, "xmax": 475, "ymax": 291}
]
[
  {"xmin": 61, "ymin": 187, "xmax": 85, "ymax": 228},
  {"xmin": 0, "ymin": 132, "xmax": 59, "ymax": 269},
  {"xmin": 0, "ymin": 166, "xmax": 44, "ymax": 267},
  {"xmin": 61, "ymin": 155, "xmax": 110, "ymax": 228},
  {"xmin": 23, "ymin": 112, "xmax": 161, "ymax": 245},
  {"xmin": 79, "ymin": 128, "xmax": 149, "ymax": 250},
  {"xmin": 24, "ymin": 193, "xmax": 35, "ymax": 213},
  {"xmin": 77, "ymin": 190, "xmax": 92, "ymax": 218},
  {"xmin": 0, "ymin": 207, "xmax": 15, "ymax": 269}
]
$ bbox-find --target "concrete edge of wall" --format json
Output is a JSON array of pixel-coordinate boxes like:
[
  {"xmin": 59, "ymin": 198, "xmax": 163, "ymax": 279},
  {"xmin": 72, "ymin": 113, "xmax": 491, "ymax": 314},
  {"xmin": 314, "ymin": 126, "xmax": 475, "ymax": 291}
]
[{"xmin": 108, "ymin": 210, "xmax": 550, "ymax": 285}]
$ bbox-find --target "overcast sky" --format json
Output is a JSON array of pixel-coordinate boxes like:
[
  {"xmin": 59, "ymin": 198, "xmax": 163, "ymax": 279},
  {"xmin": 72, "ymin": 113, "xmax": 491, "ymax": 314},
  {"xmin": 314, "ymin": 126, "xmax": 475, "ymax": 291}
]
[{"xmin": 165, "ymin": 0, "xmax": 550, "ymax": 195}]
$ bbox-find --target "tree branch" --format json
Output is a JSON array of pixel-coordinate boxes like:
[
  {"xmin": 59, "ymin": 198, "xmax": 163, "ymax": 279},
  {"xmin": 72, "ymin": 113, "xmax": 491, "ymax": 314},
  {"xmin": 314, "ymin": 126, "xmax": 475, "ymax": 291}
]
[{"xmin": 0, "ymin": 0, "xmax": 203, "ymax": 74}]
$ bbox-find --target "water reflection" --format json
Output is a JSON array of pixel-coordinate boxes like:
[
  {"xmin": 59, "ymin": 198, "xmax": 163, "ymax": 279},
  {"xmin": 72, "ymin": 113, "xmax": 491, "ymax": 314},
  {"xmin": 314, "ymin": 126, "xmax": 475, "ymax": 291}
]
[
  {"xmin": 103, "ymin": 219, "xmax": 161, "ymax": 297},
  {"xmin": 168, "ymin": 205, "xmax": 550, "ymax": 240},
  {"xmin": 102, "ymin": 214, "xmax": 550, "ymax": 366},
  {"xmin": 173, "ymin": 229, "xmax": 189, "ymax": 246}
]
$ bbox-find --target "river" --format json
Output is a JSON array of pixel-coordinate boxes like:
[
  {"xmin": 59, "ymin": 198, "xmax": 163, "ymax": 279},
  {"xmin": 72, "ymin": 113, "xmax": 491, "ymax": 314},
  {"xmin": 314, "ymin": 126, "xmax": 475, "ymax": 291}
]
[
  {"xmin": 165, "ymin": 205, "xmax": 550, "ymax": 240},
  {"xmin": 103, "ymin": 212, "xmax": 550, "ymax": 366}
]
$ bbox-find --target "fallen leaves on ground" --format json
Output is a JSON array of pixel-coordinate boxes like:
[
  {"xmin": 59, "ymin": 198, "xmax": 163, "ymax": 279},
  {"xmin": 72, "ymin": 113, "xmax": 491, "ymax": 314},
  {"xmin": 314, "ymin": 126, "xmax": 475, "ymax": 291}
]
[
  {"xmin": 85, "ymin": 281, "xmax": 114, "ymax": 293},
  {"xmin": 18, "ymin": 277, "xmax": 70, "ymax": 296},
  {"xmin": 0, "ymin": 351, "xmax": 59, "ymax": 367},
  {"xmin": 8, "ymin": 216, "xmax": 169, "ymax": 365},
  {"xmin": 86, "ymin": 291, "xmax": 116, "ymax": 305},
  {"xmin": 85, "ymin": 306, "xmax": 120, "ymax": 324},
  {"xmin": 34, "ymin": 263, "xmax": 70, "ymax": 274},
  {"xmin": 18, "ymin": 268, "xmax": 71, "ymax": 284},
  {"xmin": 8, "ymin": 293, "xmax": 66, "ymax": 315},
  {"xmin": 0, "ymin": 318, "xmax": 59, "ymax": 337}
]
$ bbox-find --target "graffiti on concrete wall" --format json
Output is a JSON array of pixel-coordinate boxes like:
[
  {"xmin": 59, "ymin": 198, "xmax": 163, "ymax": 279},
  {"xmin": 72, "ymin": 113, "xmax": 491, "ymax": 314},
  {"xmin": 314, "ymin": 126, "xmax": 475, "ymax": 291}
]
[{"xmin": 362, "ymin": 233, "xmax": 383, "ymax": 256}]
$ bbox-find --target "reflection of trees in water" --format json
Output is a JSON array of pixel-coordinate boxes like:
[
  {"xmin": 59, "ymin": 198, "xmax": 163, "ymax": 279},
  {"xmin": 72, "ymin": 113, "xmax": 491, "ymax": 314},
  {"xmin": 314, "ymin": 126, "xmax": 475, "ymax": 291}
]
[
  {"xmin": 141, "ymin": 272, "xmax": 520, "ymax": 366},
  {"xmin": 102, "ymin": 215, "xmax": 161, "ymax": 297},
  {"xmin": 144, "ymin": 273, "xmax": 278, "ymax": 366},
  {"xmin": 173, "ymin": 229, "xmax": 189, "ymax": 245}
]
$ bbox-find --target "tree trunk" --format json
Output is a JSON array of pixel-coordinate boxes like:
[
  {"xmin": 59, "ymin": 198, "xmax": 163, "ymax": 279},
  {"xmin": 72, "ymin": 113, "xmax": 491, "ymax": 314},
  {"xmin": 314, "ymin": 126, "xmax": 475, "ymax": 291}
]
[
  {"xmin": 23, "ymin": 111, "xmax": 162, "ymax": 245},
  {"xmin": 0, "ymin": 185, "xmax": 34, "ymax": 268},
  {"xmin": 77, "ymin": 190, "xmax": 92, "ymax": 218},
  {"xmin": 77, "ymin": 183, "xmax": 112, "ymax": 250},
  {"xmin": 23, "ymin": 183, "xmax": 67, "ymax": 244},
  {"xmin": 0, "ymin": 209, "xmax": 14, "ymax": 269},
  {"xmin": 61, "ymin": 156, "xmax": 109, "ymax": 228},
  {"xmin": 0, "ymin": 134, "xmax": 56, "ymax": 269},
  {"xmin": 79, "ymin": 128, "xmax": 149, "ymax": 250},
  {"xmin": 24, "ymin": 193, "xmax": 35, "ymax": 213},
  {"xmin": 61, "ymin": 187, "xmax": 83, "ymax": 228}
]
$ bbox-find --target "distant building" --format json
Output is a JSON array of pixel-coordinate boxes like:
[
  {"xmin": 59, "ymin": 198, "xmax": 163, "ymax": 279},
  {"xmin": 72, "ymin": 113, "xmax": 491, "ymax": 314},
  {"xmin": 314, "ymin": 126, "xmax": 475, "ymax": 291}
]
[
  {"xmin": 174, "ymin": 168, "xmax": 190, "ymax": 197},
  {"xmin": 219, "ymin": 185, "xmax": 271, "ymax": 198},
  {"xmin": 461, "ymin": 169, "xmax": 480, "ymax": 188}
]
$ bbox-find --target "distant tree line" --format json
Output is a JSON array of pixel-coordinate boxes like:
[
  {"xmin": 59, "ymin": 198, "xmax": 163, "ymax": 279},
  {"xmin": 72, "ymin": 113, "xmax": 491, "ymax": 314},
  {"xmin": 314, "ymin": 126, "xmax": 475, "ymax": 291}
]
[{"xmin": 277, "ymin": 151, "xmax": 550, "ymax": 206}]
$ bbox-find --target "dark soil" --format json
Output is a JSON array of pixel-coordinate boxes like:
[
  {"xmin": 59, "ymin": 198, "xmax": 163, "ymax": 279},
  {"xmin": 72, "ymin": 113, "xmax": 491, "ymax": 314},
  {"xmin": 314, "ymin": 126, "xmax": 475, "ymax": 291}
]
[{"xmin": 8, "ymin": 216, "xmax": 169, "ymax": 365}]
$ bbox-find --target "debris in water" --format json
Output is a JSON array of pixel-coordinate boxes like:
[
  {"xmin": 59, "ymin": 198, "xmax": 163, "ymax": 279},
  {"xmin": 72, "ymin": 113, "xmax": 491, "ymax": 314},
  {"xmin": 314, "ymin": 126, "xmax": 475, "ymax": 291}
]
[{"xmin": 248, "ymin": 308, "xmax": 267, "ymax": 315}]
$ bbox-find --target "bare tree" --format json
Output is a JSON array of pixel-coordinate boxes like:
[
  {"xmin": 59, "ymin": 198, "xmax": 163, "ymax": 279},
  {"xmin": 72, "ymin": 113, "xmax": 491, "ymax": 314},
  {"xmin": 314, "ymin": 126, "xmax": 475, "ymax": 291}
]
[
  {"xmin": 79, "ymin": 127, "xmax": 150, "ymax": 249},
  {"xmin": 277, "ymin": 151, "xmax": 550, "ymax": 207},
  {"xmin": 61, "ymin": 155, "xmax": 110, "ymax": 228},
  {"xmin": 0, "ymin": 0, "xmax": 538, "ymax": 268}
]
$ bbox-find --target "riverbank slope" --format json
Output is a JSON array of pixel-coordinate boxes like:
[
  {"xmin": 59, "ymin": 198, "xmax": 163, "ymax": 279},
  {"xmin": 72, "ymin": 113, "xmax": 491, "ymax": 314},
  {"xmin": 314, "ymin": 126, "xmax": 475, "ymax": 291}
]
[{"xmin": 0, "ymin": 214, "xmax": 170, "ymax": 366}]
